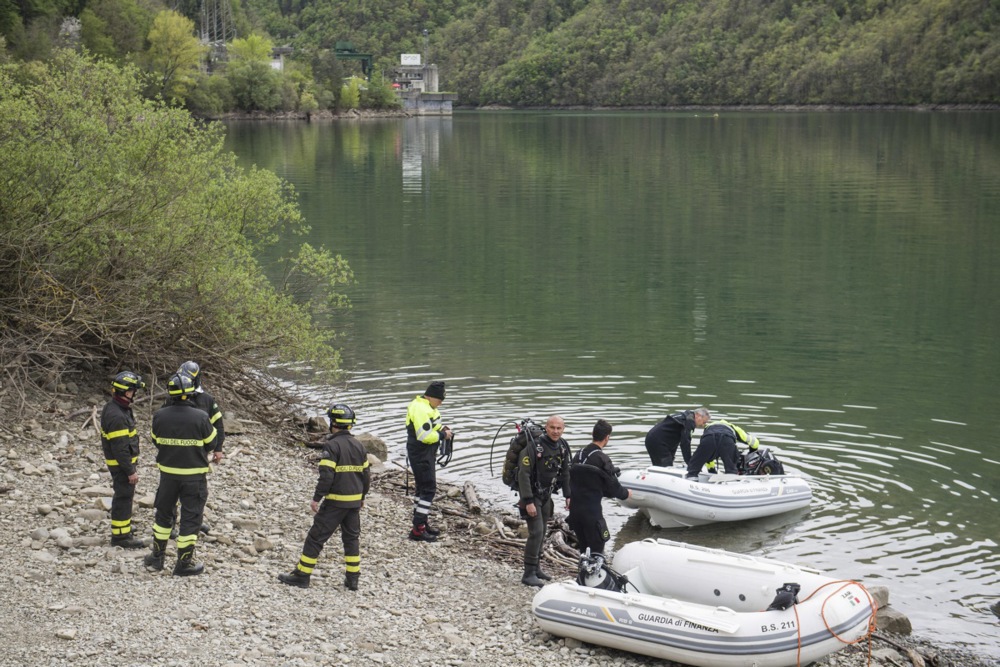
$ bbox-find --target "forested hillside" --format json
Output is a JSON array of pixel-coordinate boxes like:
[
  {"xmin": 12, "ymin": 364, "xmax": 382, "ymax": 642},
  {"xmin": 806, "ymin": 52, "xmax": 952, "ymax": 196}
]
[{"xmin": 1, "ymin": 0, "xmax": 997, "ymax": 107}]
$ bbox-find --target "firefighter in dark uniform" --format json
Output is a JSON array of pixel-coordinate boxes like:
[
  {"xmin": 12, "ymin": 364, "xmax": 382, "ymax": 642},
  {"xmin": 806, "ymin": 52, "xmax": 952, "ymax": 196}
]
[
  {"xmin": 278, "ymin": 404, "xmax": 370, "ymax": 590},
  {"xmin": 406, "ymin": 381, "xmax": 452, "ymax": 542},
  {"xmin": 165, "ymin": 360, "xmax": 224, "ymax": 536},
  {"xmin": 143, "ymin": 373, "xmax": 218, "ymax": 576},
  {"xmin": 643, "ymin": 407, "xmax": 711, "ymax": 467},
  {"xmin": 177, "ymin": 360, "xmax": 225, "ymax": 462},
  {"xmin": 100, "ymin": 370, "xmax": 147, "ymax": 549},
  {"xmin": 518, "ymin": 415, "xmax": 571, "ymax": 587},
  {"xmin": 567, "ymin": 419, "xmax": 631, "ymax": 559},
  {"xmin": 686, "ymin": 419, "xmax": 760, "ymax": 479}
]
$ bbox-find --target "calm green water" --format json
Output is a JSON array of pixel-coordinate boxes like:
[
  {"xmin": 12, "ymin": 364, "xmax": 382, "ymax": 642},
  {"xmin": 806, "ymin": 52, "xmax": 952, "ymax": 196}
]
[{"xmin": 225, "ymin": 112, "xmax": 1000, "ymax": 656}]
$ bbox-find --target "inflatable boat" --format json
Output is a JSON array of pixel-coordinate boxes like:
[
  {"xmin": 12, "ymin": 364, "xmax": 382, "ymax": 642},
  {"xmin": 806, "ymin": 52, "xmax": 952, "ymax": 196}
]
[
  {"xmin": 532, "ymin": 539, "xmax": 875, "ymax": 667},
  {"xmin": 618, "ymin": 465, "xmax": 813, "ymax": 528}
]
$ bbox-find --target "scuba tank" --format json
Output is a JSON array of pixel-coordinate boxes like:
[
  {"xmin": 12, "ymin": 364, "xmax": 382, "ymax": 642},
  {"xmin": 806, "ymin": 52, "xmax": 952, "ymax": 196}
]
[{"xmin": 576, "ymin": 549, "xmax": 628, "ymax": 592}]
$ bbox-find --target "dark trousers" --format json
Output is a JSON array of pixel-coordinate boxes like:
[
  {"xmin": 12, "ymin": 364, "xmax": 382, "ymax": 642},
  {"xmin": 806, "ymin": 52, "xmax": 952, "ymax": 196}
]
[
  {"xmin": 644, "ymin": 433, "xmax": 686, "ymax": 467},
  {"xmin": 108, "ymin": 467, "xmax": 136, "ymax": 536},
  {"xmin": 520, "ymin": 494, "xmax": 554, "ymax": 565},
  {"xmin": 152, "ymin": 474, "xmax": 208, "ymax": 550},
  {"xmin": 568, "ymin": 508, "xmax": 610, "ymax": 557},
  {"xmin": 296, "ymin": 503, "xmax": 361, "ymax": 575},
  {"xmin": 686, "ymin": 431, "xmax": 739, "ymax": 477},
  {"xmin": 408, "ymin": 440, "xmax": 438, "ymax": 527}
]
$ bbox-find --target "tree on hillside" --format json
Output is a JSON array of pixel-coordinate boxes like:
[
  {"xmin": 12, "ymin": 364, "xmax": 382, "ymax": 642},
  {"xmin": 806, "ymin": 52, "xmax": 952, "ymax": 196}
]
[
  {"xmin": 145, "ymin": 10, "xmax": 204, "ymax": 102},
  {"xmin": 80, "ymin": 0, "xmax": 155, "ymax": 61},
  {"xmin": 226, "ymin": 32, "xmax": 285, "ymax": 110},
  {"xmin": 0, "ymin": 50, "xmax": 353, "ymax": 414}
]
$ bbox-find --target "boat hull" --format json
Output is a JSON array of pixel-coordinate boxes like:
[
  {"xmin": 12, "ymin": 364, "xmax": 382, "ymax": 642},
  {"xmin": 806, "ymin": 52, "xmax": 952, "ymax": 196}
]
[
  {"xmin": 619, "ymin": 466, "xmax": 812, "ymax": 528},
  {"xmin": 532, "ymin": 539, "xmax": 875, "ymax": 667}
]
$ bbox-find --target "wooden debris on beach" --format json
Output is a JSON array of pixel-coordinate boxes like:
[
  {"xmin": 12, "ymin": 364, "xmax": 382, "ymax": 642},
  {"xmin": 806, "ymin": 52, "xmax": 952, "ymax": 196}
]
[{"xmin": 377, "ymin": 469, "xmax": 580, "ymax": 578}]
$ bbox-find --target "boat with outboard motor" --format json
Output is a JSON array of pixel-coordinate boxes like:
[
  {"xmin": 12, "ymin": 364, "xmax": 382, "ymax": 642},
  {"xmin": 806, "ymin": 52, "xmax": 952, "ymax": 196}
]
[
  {"xmin": 532, "ymin": 538, "xmax": 876, "ymax": 667},
  {"xmin": 618, "ymin": 450, "xmax": 812, "ymax": 528}
]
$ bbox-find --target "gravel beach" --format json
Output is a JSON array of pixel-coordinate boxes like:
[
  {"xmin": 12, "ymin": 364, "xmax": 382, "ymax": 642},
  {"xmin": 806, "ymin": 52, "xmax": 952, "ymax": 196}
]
[{"xmin": 0, "ymin": 406, "xmax": 995, "ymax": 667}]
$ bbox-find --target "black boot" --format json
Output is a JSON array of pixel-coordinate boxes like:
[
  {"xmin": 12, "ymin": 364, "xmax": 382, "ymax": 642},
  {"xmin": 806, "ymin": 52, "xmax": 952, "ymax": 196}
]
[
  {"xmin": 534, "ymin": 564, "xmax": 552, "ymax": 581},
  {"xmin": 424, "ymin": 523, "xmax": 441, "ymax": 536},
  {"xmin": 522, "ymin": 562, "xmax": 545, "ymax": 587},
  {"xmin": 173, "ymin": 545, "xmax": 204, "ymax": 577},
  {"xmin": 278, "ymin": 568, "xmax": 311, "ymax": 589},
  {"xmin": 111, "ymin": 534, "xmax": 146, "ymax": 550},
  {"xmin": 143, "ymin": 539, "xmax": 166, "ymax": 572},
  {"xmin": 344, "ymin": 571, "xmax": 359, "ymax": 591},
  {"xmin": 408, "ymin": 525, "xmax": 437, "ymax": 542}
]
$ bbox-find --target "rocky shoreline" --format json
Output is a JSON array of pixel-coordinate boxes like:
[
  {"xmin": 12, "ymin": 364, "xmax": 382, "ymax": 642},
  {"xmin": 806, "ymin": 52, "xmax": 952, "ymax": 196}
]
[{"xmin": 0, "ymin": 404, "xmax": 995, "ymax": 667}]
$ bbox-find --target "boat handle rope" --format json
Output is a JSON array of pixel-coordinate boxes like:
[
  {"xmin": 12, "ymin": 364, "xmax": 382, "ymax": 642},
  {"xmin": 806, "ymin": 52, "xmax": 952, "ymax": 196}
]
[{"xmin": 786, "ymin": 579, "xmax": 879, "ymax": 667}]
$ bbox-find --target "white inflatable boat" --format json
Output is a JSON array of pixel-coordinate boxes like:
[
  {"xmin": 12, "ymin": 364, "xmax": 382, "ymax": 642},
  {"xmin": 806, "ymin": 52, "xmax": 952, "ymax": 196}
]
[
  {"xmin": 532, "ymin": 539, "xmax": 875, "ymax": 667},
  {"xmin": 618, "ymin": 465, "xmax": 813, "ymax": 528}
]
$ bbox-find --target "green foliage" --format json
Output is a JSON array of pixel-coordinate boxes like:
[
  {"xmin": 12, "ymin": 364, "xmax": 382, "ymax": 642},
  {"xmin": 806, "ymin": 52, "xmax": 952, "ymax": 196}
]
[
  {"xmin": 226, "ymin": 58, "xmax": 284, "ymax": 111},
  {"xmin": 360, "ymin": 71, "xmax": 402, "ymax": 109},
  {"xmin": 229, "ymin": 32, "xmax": 273, "ymax": 63},
  {"xmin": 186, "ymin": 69, "xmax": 233, "ymax": 115},
  {"xmin": 1, "ymin": 0, "xmax": 996, "ymax": 105},
  {"xmin": 340, "ymin": 75, "xmax": 362, "ymax": 109},
  {"xmin": 144, "ymin": 10, "xmax": 205, "ymax": 103},
  {"xmin": 0, "ymin": 50, "xmax": 350, "ymax": 400}
]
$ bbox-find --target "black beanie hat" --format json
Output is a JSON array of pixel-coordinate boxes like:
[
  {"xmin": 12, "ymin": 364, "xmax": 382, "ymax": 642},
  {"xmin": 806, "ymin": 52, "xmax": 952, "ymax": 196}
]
[{"xmin": 425, "ymin": 381, "xmax": 446, "ymax": 400}]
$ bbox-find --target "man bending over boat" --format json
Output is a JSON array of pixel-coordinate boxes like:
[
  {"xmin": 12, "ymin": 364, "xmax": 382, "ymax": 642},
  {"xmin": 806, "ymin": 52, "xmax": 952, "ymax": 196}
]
[
  {"xmin": 685, "ymin": 419, "xmax": 759, "ymax": 479},
  {"xmin": 518, "ymin": 415, "xmax": 571, "ymax": 587},
  {"xmin": 568, "ymin": 419, "xmax": 631, "ymax": 560},
  {"xmin": 643, "ymin": 407, "xmax": 711, "ymax": 467}
]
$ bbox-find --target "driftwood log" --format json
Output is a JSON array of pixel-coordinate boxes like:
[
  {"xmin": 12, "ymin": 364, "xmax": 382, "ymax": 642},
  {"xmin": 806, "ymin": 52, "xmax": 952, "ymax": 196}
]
[
  {"xmin": 379, "ymin": 470, "xmax": 580, "ymax": 577},
  {"xmin": 462, "ymin": 481, "xmax": 481, "ymax": 514}
]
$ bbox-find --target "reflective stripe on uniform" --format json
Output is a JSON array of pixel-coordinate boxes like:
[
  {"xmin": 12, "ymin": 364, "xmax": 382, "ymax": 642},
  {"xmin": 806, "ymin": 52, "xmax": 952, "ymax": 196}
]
[
  {"xmin": 325, "ymin": 492, "xmax": 364, "ymax": 502},
  {"xmin": 153, "ymin": 523, "xmax": 172, "ymax": 541},
  {"xmin": 345, "ymin": 555, "xmax": 360, "ymax": 573},
  {"xmin": 152, "ymin": 427, "xmax": 217, "ymax": 448},
  {"xmin": 111, "ymin": 518, "xmax": 131, "ymax": 535},
  {"xmin": 152, "ymin": 437, "xmax": 204, "ymax": 447},
  {"xmin": 106, "ymin": 456, "xmax": 139, "ymax": 467},
  {"xmin": 320, "ymin": 460, "xmax": 369, "ymax": 473},
  {"xmin": 102, "ymin": 428, "xmax": 136, "ymax": 440},
  {"xmin": 297, "ymin": 553, "xmax": 317, "ymax": 574},
  {"xmin": 157, "ymin": 464, "xmax": 211, "ymax": 475},
  {"xmin": 176, "ymin": 534, "xmax": 198, "ymax": 549}
]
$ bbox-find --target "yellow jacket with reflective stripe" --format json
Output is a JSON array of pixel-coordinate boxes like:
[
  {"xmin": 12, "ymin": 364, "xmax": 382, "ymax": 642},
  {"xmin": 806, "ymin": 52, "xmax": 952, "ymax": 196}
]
[
  {"xmin": 313, "ymin": 430, "xmax": 370, "ymax": 508},
  {"xmin": 405, "ymin": 395, "xmax": 443, "ymax": 446},
  {"xmin": 151, "ymin": 400, "xmax": 218, "ymax": 476},
  {"xmin": 101, "ymin": 398, "xmax": 139, "ymax": 475},
  {"xmin": 704, "ymin": 420, "xmax": 760, "ymax": 449}
]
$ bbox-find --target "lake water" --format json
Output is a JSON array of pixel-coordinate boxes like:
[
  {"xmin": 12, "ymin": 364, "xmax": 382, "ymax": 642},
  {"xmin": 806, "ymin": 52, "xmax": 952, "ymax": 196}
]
[{"xmin": 224, "ymin": 111, "xmax": 1000, "ymax": 657}]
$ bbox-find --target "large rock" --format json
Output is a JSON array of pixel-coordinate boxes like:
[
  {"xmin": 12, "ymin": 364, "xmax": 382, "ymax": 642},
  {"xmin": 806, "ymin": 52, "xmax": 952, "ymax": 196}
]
[
  {"xmin": 876, "ymin": 606, "xmax": 913, "ymax": 634},
  {"xmin": 868, "ymin": 585, "xmax": 890, "ymax": 609},
  {"xmin": 355, "ymin": 432, "xmax": 388, "ymax": 461}
]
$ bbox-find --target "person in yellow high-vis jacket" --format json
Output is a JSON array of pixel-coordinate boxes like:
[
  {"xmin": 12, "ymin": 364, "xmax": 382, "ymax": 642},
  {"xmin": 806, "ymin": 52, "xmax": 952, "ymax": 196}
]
[
  {"xmin": 406, "ymin": 381, "xmax": 452, "ymax": 542},
  {"xmin": 685, "ymin": 419, "xmax": 760, "ymax": 479}
]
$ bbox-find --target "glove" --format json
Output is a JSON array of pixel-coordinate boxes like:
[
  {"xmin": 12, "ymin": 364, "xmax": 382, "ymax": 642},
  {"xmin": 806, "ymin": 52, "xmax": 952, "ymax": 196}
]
[{"xmin": 706, "ymin": 461, "xmax": 717, "ymax": 474}]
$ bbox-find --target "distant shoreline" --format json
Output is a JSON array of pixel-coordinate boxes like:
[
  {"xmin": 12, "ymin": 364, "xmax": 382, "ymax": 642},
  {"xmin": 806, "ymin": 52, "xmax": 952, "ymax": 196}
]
[{"xmin": 202, "ymin": 103, "xmax": 999, "ymax": 121}]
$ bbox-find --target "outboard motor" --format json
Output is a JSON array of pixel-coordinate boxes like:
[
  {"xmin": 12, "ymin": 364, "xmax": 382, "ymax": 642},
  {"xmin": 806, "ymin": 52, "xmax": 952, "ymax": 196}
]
[
  {"xmin": 576, "ymin": 550, "xmax": 625, "ymax": 592},
  {"xmin": 741, "ymin": 447, "xmax": 786, "ymax": 476}
]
